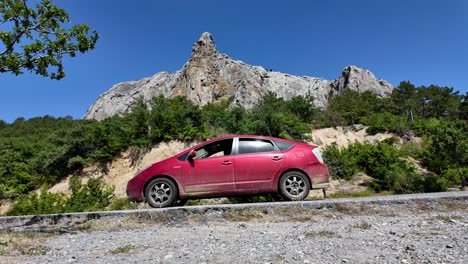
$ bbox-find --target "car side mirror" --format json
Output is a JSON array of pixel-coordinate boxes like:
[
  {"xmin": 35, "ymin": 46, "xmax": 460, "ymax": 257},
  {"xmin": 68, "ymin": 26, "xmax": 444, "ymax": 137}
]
[{"xmin": 188, "ymin": 150, "xmax": 196, "ymax": 160}]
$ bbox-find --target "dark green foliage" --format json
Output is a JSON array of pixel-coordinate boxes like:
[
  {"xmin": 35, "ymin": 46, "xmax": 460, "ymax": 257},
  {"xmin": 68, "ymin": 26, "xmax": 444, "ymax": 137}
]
[
  {"xmin": 322, "ymin": 90, "xmax": 385, "ymax": 126},
  {"xmin": 460, "ymin": 93, "xmax": 468, "ymax": 120},
  {"xmin": 361, "ymin": 112, "xmax": 410, "ymax": 135},
  {"xmin": 323, "ymin": 141, "xmax": 449, "ymax": 194},
  {"xmin": 6, "ymin": 187, "xmax": 66, "ymax": 215},
  {"xmin": 241, "ymin": 92, "xmax": 315, "ymax": 140},
  {"xmin": 202, "ymin": 92, "xmax": 318, "ymax": 140},
  {"xmin": 0, "ymin": 0, "xmax": 99, "ymax": 79},
  {"xmin": 422, "ymin": 120, "xmax": 468, "ymax": 189},
  {"xmin": 322, "ymin": 144, "xmax": 358, "ymax": 180},
  {"xmin": 108, "ymin": 197, "xmax": 139, "ymax": 211},
  {"xmin": 0, "ymin": 94, "xmax": 316, "ymax": 199},
  {"xmin": 7, "ymin": 177, "xmax": 113, "ymax": 216},
  {"xmin": 323, "ymin": 82, "xmax": 464, "ymax": 135},
  {"xmin": 1, "ymin": 82, "xmax": 466, "ymax": 206},
  {"xmin": 64, "ymin": 176, "xmax": 114, "ymax": 212},
  {"xmin": 148, "ymin": 96, "xmax": 207, "ymax": 142}
]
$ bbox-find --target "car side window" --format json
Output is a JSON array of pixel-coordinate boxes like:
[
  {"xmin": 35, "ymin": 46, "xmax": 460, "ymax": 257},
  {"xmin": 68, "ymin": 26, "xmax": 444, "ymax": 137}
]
[
  {"xmin": 193, "ymin": 139, "xmax": 233, "ymax": 160},
  {"xmin": 238, "ymin": 138, "xmax": 277, "ymax": 154}
]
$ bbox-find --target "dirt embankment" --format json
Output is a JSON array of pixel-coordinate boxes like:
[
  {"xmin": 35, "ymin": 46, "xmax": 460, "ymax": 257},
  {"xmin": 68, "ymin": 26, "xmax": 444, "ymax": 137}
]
[
  {"xmin": 0, "ymin": 125, "xmax": 409, "ymax": 216},
  {"xmin": 52, "ymin": 126, "xmax": 398, "ymax": 198}
]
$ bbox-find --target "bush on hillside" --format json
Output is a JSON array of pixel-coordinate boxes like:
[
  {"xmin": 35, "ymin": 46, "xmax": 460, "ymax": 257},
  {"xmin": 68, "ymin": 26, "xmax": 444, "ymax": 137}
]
[
  {"xmin": 7, "ymin": 177, "xmax": 114, "ymax": 216},
  {"xmin": 323, "ymin": 141, "xmax": 448, "ymax": 194}
]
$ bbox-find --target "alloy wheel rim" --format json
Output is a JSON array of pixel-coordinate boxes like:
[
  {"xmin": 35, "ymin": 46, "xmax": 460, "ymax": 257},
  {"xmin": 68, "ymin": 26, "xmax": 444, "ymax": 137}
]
[
  {"xmin": 150, "ymin": 183, "xmax": 172, "ymax": 204},
  {"xmin": 285, "ymin": 175, "xmax": 306, "ymax": 197}
]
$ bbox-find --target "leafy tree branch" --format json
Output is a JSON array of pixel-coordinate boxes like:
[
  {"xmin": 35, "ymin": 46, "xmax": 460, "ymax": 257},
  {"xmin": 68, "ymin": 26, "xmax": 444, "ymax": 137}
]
[{"xmin": 0, "ymin": 0, "xmax": 99, "ymax": 79}]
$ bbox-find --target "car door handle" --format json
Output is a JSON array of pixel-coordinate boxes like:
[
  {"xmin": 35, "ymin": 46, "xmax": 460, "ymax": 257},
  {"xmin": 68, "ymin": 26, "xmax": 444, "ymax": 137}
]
[
  {"xmin": 222, "ymin": 160, "xmax": 232, "ymax": 165},
  {"xmin": 272, "ymin": 156, "xmax": 283, "ymax": 161}
]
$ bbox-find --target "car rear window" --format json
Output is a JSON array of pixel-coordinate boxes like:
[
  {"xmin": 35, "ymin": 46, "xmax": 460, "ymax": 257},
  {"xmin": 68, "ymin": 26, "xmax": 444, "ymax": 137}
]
[
  {"xmin": 273, "ymin": 139, "xmax": 295, "ymax": 151},
  {"xmin": 238, "ymin": 138, "xmax": 276, "ymax": 154}
]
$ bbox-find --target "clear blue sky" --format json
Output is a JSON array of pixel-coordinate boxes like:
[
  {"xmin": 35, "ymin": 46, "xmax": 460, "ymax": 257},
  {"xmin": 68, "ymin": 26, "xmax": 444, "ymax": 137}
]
[{"xmin": 1, "ymin": 0, "xmax": 467, "ymax": 123}]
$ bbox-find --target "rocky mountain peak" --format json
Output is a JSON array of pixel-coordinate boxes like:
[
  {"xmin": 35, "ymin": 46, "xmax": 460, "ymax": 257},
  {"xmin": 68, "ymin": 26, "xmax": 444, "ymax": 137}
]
[
  {"xmin": 334, "ymin": 65, "xmax": 393, "ymax": 97},
  {"xmin": 84, "ymin": 33, "xmax": 394, "ymax": 120},
  {"xmin": 191, "ymin": 32, "xmax": 218, "ymax": 58}
]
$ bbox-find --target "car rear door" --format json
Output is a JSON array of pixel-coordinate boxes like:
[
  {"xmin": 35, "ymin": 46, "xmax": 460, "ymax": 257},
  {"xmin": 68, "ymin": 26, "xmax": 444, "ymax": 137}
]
[{"xmin": 234, "ymin": 137, "xmax": 285, "ymax": 191}]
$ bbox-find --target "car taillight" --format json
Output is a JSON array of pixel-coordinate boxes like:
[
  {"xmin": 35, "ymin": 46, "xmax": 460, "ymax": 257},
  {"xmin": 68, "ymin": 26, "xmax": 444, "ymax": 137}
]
[{"xmin": 312, "ymin": 148, "xmax": 324, "ymax": 164}]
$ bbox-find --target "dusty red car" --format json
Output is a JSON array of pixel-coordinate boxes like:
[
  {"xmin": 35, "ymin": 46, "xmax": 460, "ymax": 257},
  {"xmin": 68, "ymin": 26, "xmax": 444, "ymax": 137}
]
[{"xmin": 127, "ymin": 135, "xmax": 330, "ymax": 207}]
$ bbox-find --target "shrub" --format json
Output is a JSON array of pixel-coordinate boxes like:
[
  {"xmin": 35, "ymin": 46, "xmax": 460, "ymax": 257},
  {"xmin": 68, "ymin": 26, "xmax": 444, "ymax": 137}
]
[
  {"xmin": 323, "ymin": 141, "xmax": 443, "ymax": 194},
  {"xmin": 64, "ymin": 177, "xmax": 114, "ymax": 212},
  {"xmin": 322, "ymin": 144, "xmax": 358, "ymax": 180},
  {"xmin": 108, "ymin": 197, "xmax": 139, "ymax": 211},
  {"xmin": 7, "ymin": 187, "xmax": 66, "ymax": 216},
  {"xmin": 7, "ymin": 177, "xmax": 114, "ymax": 216}
]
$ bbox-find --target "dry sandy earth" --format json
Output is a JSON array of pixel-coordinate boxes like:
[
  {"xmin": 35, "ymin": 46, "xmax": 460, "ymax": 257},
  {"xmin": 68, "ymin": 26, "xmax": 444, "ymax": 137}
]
[
  {"xmin": 0, "ymin": 125, "xmax": 411, "ymax": 216},
  {"xmin": 47, "ymin": 126, "xmax": 397, "ymax": 198}
]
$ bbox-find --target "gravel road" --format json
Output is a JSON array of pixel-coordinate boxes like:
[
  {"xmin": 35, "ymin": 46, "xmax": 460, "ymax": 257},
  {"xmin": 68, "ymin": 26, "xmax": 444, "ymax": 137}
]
[{"xmin": 4, "ymin": 195, "xmax": 468, "ymax": 264}]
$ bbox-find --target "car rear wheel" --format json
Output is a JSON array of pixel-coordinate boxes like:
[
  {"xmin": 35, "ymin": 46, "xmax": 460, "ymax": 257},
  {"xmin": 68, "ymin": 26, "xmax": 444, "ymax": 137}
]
[
  {"xmin": 279, "ymin": 171, "xmax": 310, "ymax": 201},
  {"xmin": 145, "ymin": 178, "xmax": 177, "ymax": 208}
]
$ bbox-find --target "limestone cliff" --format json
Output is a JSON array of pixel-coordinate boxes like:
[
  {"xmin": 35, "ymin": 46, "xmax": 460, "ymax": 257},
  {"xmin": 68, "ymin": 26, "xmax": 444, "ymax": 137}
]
[{"xmin": 84, "ymin": 32, "xmax": 394, "ymax": 120}]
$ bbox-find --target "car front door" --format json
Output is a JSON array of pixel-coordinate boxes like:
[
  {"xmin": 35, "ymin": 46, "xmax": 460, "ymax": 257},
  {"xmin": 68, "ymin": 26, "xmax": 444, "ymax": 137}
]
[
  {"xmin": 182, "ymin": 138, "xmax": 236, "ymax": 194},
  {"xmin": 234, "ymin": 137, "xmax": 285, "ymax": 191}
]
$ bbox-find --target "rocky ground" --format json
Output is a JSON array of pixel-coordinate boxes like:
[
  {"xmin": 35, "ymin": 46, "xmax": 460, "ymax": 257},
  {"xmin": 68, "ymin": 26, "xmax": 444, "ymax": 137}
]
[{"xmin": 3, "ymin": 198, "xmax": 468, "ymax": 264}]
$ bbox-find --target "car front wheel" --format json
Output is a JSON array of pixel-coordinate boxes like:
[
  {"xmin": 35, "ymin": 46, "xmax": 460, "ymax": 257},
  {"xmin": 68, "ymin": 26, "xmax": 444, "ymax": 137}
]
[
  {"xmin": 145, "ymin": 178, "xmax": 178, "ymax": 208},
  {"xmin": 279, "ymin": 171, "xmax": 310, "ymax": 201}
]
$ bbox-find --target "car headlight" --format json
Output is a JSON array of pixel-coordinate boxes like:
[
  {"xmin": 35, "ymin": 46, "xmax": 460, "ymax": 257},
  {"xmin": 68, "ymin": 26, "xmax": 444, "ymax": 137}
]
[{"xmin": 312, "ymin": 148, "xmax": 324, "ymax": 164}]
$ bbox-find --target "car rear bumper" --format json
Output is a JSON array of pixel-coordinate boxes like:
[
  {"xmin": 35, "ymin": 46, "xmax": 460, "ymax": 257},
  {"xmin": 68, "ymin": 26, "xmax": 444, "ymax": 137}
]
[
  {"xmin": 311, "ymin": 182, "xmax": 330, "ymax": 189},
  {"xmin": 305, "ymin": 163, "xmax": 331, "ymax": 189}
]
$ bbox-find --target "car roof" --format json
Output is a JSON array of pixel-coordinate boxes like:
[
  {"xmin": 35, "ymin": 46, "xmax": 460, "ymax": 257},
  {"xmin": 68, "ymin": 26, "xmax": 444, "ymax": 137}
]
[
  {"xmin": 194, "ymin": 134, "xmax": 299, "ymax": 148},
  {"xmin": 176, "ymin": 134, "xmax": 313, "ymax": 158}
]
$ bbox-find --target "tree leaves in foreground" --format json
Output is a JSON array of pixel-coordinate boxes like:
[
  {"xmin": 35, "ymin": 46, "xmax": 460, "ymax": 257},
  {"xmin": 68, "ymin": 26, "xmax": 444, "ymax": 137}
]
[{"xmin": 0, "ymin": 0, "xmax": 99, "ymax": 79}]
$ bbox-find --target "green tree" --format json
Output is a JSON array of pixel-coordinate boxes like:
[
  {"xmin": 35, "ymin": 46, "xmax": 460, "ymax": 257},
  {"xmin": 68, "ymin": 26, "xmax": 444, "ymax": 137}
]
[
  {"xmin": 416, "ymin": 85, "xmax": 461, "ymax": 119},
  {"xmin": 460, "ymin": 92, "xmax": 468, "ymax": 120},
  {"xmin": 390, "ymin": 81, "xmax": 419, "ymax": 121},
  {"xmin": 286, "ymin": 95, "xmax": 320, "ymax": 123},
  {"xmin": 423, "ymin": 120, "xmax": 468, "ymax": 190},
  {"xmin": 0, "ymin": 0, "xmax": 99, "ymax": 79},
  {"xmin": 324, "ymin": 90, "xmax": 383, "ymax": 126}
]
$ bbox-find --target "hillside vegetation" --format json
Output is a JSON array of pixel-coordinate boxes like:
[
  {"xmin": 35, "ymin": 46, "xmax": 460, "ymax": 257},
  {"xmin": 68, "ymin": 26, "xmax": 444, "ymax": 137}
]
[{"xmin": 0, "ymin": 81, "xmax": 467, "ymax": 215}]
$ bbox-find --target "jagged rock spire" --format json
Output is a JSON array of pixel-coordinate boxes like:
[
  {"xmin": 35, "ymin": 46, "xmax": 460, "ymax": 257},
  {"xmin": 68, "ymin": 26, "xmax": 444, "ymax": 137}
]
[
  {"xmin": 84, "ymin": 33, "xmax": 395, "ymax": 120},
  {"xmin": 191, "ymin": 32, "xmax": 218, "ymax": 58}
]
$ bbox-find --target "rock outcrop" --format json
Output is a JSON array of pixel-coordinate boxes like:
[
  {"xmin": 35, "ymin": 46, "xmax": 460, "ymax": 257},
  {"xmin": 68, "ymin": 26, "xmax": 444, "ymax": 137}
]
[{"xmin": 84, "ymin": 32, "xmax": 394, "ymax": 120}]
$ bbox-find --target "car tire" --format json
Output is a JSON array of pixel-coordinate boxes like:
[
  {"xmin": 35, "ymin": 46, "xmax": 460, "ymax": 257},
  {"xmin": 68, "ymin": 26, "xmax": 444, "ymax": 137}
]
[
  {"xmin": 279, "ymin": 171, "xmax": 310, "ymax": 201},
  {"xmin": 145, "ymin": 178, "xmax": 178, "ymax": 208}
]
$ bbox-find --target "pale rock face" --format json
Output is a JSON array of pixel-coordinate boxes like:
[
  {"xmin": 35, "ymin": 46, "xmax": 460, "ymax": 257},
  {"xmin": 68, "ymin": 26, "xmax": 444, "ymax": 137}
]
[{"xmin": 84, "ymin": 32, "xmax": 394, "ymax": 120}]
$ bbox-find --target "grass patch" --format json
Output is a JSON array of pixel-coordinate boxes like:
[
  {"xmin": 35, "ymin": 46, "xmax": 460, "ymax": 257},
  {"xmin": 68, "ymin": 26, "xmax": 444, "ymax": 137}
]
[
  {"xmin": 351, "ymin": 221, "xmax": 372, "ymax": 229},
  {"xmin": 273, "ymin": 206, "xmax": 321, "ymax": 222},
  {"xmin": 71, "ymin": 215, "xmax": 166, "ymax": 232},
  {"xmin": 186, "ymin": 199, "xmax": 221, "ymax": 206},
  {"xmin": 108, "ymin": 198, "xmax": 139, "ymax": 211},
  {"xmin": 328, "ymin": 189, "xmax": 376, "ymax": 198},
  {"xmin": 0, "ymin": 231, "xmax": 53, "ymax": 256},
  {"xmin": 289, "ymin": 215, "xmax": 314, "ymax": 222},
  {"xmin": 305, "ymin": 230, "xmax": 338, "ymax": 238},
  {"xmin": 110, "ymin": 244, "xmax": 137, "ymax": 254},
  {"xmin": 333, "ymin": 203, "xmax": 374, "ymax": 215},
  {"xmin": 223, "ymin": 208, "xmax": 266, "ymax": 222}
]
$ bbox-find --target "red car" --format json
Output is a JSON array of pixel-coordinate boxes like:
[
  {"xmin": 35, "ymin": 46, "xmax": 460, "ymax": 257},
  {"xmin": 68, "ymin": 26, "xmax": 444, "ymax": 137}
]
[{"xmin": 127, "ymin": 135, "xmax": 330, "ymax": 207}]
